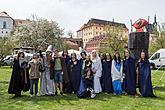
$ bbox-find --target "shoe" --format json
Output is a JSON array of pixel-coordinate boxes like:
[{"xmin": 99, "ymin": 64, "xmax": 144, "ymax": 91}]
[
  {"xmin": 55, "ymin": 91, "xmax": 58, "ymax": 96},
  {"xmin": 60, "ymin": 91, "xmax": 63, "ymax": 96},
  {"xmin": 30, "ymin": 94, "xmax": 33, "ymax": 97},
  {"xmin": 91, "ymin": 93, "xmax": 96, "ymax": 98}
]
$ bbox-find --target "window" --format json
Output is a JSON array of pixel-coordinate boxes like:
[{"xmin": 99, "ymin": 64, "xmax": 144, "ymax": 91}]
[
  {"xmin": 100, "ymin": 27, "xmax": 102, "ymax": 30},
  {"xmin": 96, "ymin": 32, "xmax": 98, "ymax": 34},
  {"xmin": 6, "ymin": 31, "xmax": 8, "ymax": 34},
  {"xmin": 151, "ymin": 53, "xmax": 160, "ymax": 60},
  {"xmin": 3, "ymin": 21, "xmax": 7, "ymax": 29},
  {"xmin": 96, "ymin": 27, "xmax": 97, "ymax": 29},
  {"xmin": 1, "ymin": 31, "xmax": 3, "ymax": 34}
]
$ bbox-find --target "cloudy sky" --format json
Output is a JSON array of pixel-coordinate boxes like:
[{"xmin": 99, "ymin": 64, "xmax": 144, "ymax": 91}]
[{"xmin": 1, "ymin": 0, "xmax": 165, "ymax": 36}]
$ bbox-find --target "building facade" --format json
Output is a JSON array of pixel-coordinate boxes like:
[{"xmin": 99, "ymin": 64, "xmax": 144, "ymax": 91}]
[
  {"xmin": 0, "ymin": 11, "xmax": 14, "ymax": 37},
  {"xmin": 77, "ymin": 18, "xmax": 128, "ymax": 48}
]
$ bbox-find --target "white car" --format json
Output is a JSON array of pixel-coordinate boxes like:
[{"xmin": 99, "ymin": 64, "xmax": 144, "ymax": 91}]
[{"xmin": 149, "ymin": 49, "xmax": 165, "ymax": 69}]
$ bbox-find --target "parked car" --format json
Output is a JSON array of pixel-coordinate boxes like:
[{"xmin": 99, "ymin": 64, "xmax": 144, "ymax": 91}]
[
  {"xmin": 149, "ymin": 49, "xmax": 165, "ymax": 69},
  {"xmin": 3, "ymin": 55, "xmax": 14, "ymax": 66}
]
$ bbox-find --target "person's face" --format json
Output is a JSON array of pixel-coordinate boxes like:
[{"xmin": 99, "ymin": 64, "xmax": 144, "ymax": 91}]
[
  {"xmin": 54, "ymin": 50, "xmax": 59, "ymax": 57},
  {"xmin": 33, "ymin": 55, "xmax": 38, "ymax": 59},
  {"xmin": 20, "ymin": 53, "xmax": 24, "ymax": 58},
  {"xmin": 141, "ymin": 52, "xmax": 145, "ymax": 59},
  {"xmin": 106, "ymin": 54, "xmax": 110, "ymax": 59},
  {"xmin": 64, "ymin": 51, "xmax": 67, "ymax": 56},
  {"xmin": 92, "ymin": 52, "xmax": 97, "ymax": 58},
  {"xmin": 81, "ymin": 53, "xmax": 86, "ymax": 59},
  {"xmin": 115, "ymin": 53, "xmax": 119, "ymax": 59},
  {"xmin": 100, "ymin": 54, "xmax": 104, "ymax": 59},
  {"xmin": 71, "ymin": 53, "xmax": 76, "ymax": 59},
  {"xmin": 125, "ymin": 50, "xmax": 130, "ymax": 58}
]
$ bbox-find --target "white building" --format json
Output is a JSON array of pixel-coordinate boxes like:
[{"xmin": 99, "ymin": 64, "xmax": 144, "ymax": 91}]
[{"xmin": 0, "ymin": 11, "xmax": 14, "ymax": 37}]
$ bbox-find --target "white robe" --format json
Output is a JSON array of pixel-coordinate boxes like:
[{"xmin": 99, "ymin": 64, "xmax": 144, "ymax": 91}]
[
  {"xmin": 111, "ymin": 60, "xmax": 124, "ymax": 82},
  {"xmin": 92, "ymin": 57, "xmax": 102, "ymax": 93},
  {"xmin": 40, "ymin": 57, "xmax": 55, "ymax": 95}
]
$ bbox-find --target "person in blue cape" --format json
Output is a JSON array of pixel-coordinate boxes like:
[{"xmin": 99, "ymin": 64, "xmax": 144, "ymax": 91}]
[
  {"xmin": 137, "ymin": 51, "xmax": 155, "ymax": 97},
  {"xmin": 102, "ymin": 53, "xmax": 113, "ymax": 93},
  {"xmin": 111, "ymin": 52, "xmax": 124, "ymax": 95},
  {"xmin": 123, "ymin": 49, "xmax": 137, "ymax": 95},
  {"xmin": 67, "ymin": 53, "xmax": 81, "ymax": 94}
]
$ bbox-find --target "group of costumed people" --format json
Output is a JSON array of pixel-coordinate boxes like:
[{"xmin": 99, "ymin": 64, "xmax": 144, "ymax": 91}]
[{"xmin": 8, "ymin": 45, "xmax": 155, "ymax": 98}]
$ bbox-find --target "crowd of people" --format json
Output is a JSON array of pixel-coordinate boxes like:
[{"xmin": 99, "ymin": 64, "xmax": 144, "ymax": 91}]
[{"xmin": 8, "ymin": 45, "xmax": 156, "ymax": 98}]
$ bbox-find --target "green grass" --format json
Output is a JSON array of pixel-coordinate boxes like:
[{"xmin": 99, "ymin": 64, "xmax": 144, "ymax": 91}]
[{"xmin": 0, "ymin": 67, "xmax": 165, "ymax": 110}]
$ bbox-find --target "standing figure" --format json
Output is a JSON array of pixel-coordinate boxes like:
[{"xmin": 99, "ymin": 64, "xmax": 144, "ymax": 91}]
[
  {"xmin": 29, "ymin": 53, "xmax": 41, "ymax": 97},
  {"xmin": 8, "ymin": 51, "xmax": 30, "ymax": 97},
  {"xmin": 123, "ymin": 49, "xmax": 137, "ymax": 95},
  {"xmin": 137, "ymin": 51, "xmax": 155, "ymax": 97},
  {"xmin": 62, "ymin": 50, "xmax": 71, "ymax": 93},
  {"xmin": 91, "ymin": 50, "xmax": 102, "ymax": 94},
  {"xmin": 111, "ymin": 52, "xmax": 124, "ymax": 95},
  {"xmin": 67, "ymin": 53, "xmax": 81, "ymax": 94},
  {"xmin": 50, "ymin": 49, "xmax": 69, "ymax": 96},
  {"xmin": 102, "ymin": 53, "xmax": 113, "ymax": 94},
  {"xmin": 40, "ymin": 46, "xmax": 55, "ymax": 96}
]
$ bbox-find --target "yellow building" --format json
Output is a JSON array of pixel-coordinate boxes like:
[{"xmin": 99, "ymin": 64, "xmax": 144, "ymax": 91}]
[{"xmin": 77, "ymin": 18, "xmax": 128, "ymax": 48}]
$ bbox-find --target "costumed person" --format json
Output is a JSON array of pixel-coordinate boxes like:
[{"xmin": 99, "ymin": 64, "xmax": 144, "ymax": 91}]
[
  {"xmin": 91, "ymin": 50, "xmax": 102, "ymax": 94},
  {"xmin": 111, "ymin": 52, "xmax": 124, "ymax": 95},
  {"xmin": 67, "ymin": 53, "xmax": 81, "ymax": 94},
  {"xmin": 62, "ymin": 50, "xmax": 71, "ymax": 93},
  {"xmin": 40, "ymin": 45, "xmax": 55, "ymax": 96},
  {"xmin": 99, "ymin": 53, "xmax": 105, "ymax": 91},
  {"xmin": 29, "ymin": 53, "xmax": 41, "ymax": 97},
  {"xmin": 50, "ymin": 49, "xmax": 69, "ymax": 96},
  {"xmin": 8, "ymin": 51, "xmax": 30, "ymax": 97},
  {"xmin": 123, "ymin": 49, "xmax": 137, "ymax": 96},
  {"xmin": 102, "ymin": 53, "xmax": 114, "ymax": 94},
  {"xmin": 136, "ymin": 51, "xmax": 155, "ymax": 97},
  {"xmin": 77, "ymin": 54, "xmax": 96, "ymax": 98}
]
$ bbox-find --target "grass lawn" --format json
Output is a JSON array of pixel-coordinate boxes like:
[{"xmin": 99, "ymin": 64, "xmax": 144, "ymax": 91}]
[{"xmin": 0, "ymin": 66, "xmax": 165, "ymax": 110}]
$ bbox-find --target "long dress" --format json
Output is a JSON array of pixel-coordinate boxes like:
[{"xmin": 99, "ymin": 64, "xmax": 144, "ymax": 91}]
[
  {"xmin": 102, "ymin": 60, "xmax": 113, "ymax": 93},
  {"xmin": 8, "ymin": 59, "xmax": 30, "ymax": 95},
  {"xmin": 40, "ymin": 57, "xmax": 55, "ymax": 95},
  {"xmin": 137, "ymin": 59, "xmax": 155, "ymax": 97},
  {"xmin": 92, "ymin": 57, "xmax": 102, "ymax": 93},
  {"xmin": 124, "ymin": 57, "xmax": 137, "ymax": 95},
  {"xmin": 67, "ymin": 59, "xmax": 81, "ymax": 93},
  {"xmin": 111, "ymin": 60, "xmax": 123, "ymax": 95}
]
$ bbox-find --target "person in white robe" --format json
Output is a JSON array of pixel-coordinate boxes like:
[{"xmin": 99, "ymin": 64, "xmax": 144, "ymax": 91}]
[
  {"xmin": 40, "ymin": 45, "xmax": 55, "ymax": 95},
  {"xmin": 91, "ymin": 50, "xmax": 102, "ymax": 93}
]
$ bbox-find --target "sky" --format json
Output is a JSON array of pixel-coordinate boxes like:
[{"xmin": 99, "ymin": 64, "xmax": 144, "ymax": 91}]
[{"xmin": 0, "ymin": 0, "xmax": 165, "ymax": 36}]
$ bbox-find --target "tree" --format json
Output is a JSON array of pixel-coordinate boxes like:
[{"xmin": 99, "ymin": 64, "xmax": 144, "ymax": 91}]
[
  {"xmin": 67, "ymin": 30, "xmax": 74, "ymax": 38},
  {"xmin": 0, "ymin": 37, "xmax": 14, "ymax": 60},
  {"xmin": 99, "ymin": 25, "xmax": 128, "ymax": 55},
  {"xmin": 11, "ymin": 16, "xmax": 64, "ymax": 52},
  {"xmin": 149, "ymin": 23, "xmax": 165, "ymax": 55}
]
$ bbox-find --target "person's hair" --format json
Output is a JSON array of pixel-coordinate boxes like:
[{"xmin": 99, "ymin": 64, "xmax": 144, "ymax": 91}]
[
  {"xmin": 124, "ymin": 49, "xmax": 130, "ymax": 59},
  {"xmin": 62, "ymin": 50, "xmax": 69, "ymax": 57},
  {"xmin": 80, "ymin": 51, "xmax": 87, "ymax": 57},
  {"xmin": 39, "ymin": 50, "xmax": 44, "ymax": 58},
  {"xmin": 113, "ymin": 52, "xmax": 121, "ymax": 63},
  {"xmin": 17, "ymin": 52, "xmax": 25, "ymax": 59}
]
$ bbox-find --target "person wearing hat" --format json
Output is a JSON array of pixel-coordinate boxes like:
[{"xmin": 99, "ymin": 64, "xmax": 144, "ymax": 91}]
[
  {"xmin": 40, "ymin": 45, "xmax": 55, "ymax": 96},
  {"xmin": 91, "ymin": 50, "xmax": 102, "ymax": 94},
  {"xmin": 8, "ymin": 51, "xmax": 30, "ymax": 97},
  {"xmin": 28, "ymin": 53, "xmax": 41, "ymax": 97},
  {"xmin": 50, "ymin": 49, "xmax": 69, "ymax": 96}
]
